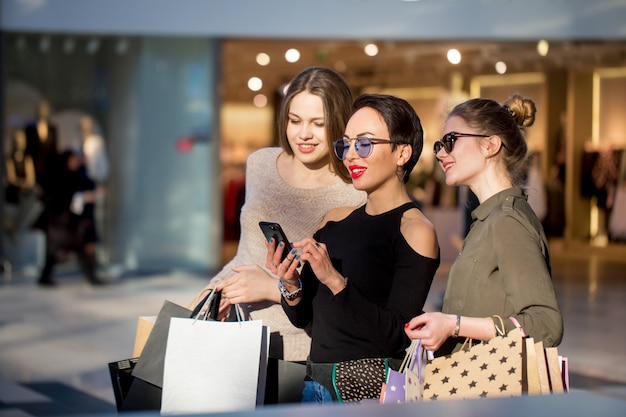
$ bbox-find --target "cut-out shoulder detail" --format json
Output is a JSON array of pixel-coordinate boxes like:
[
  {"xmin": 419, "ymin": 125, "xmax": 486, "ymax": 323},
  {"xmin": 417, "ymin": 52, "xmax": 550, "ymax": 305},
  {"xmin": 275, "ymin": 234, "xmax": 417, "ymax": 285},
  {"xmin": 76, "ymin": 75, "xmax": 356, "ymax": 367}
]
[{"xmin": 401, "ymin": 207, "xmax": 439, "ymax": 259}]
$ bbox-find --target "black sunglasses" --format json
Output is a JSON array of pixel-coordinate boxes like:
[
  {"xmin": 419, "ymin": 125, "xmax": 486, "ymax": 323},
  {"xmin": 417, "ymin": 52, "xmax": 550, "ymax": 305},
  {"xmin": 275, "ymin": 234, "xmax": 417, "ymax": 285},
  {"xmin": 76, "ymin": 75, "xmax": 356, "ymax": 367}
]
[
  {"xmin": 333, "ymin": 137, "xmax": 400, "ymax": 161},
  {"xmin": 433, "ymin": 132, "xmax": 491, "ymax": 155}
]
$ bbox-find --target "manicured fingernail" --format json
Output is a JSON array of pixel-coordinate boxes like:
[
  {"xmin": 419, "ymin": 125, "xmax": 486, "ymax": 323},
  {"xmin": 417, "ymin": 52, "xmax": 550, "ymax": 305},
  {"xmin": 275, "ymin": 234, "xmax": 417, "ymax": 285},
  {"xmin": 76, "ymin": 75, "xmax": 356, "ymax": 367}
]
[
  {"xmin": 404, "ymin": 323, "xmax": 410, "ymax": 328},
  {"xmin": 290, "ymin": 249, "xmax": 296, "ymax": 254},
  {"xmin": 279, "ymin": 242, "xmax": 283, "ymax": 247},
  {"xmin": 269, "ymin": 237, "xmax": 274, "ymax": 243},
  {"xmin": 295, "ymin": 255, "xmax": 300, "ymax": 260}
]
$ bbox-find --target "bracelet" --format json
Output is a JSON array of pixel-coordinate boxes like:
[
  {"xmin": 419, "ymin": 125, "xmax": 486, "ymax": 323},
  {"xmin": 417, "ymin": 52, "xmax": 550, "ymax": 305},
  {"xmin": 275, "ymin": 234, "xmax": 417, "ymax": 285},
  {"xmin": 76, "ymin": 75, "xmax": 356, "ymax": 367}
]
[
  {"xmin": 278, "ymin": 278, "xmax": 302, "ymax": 300},
  {"xmin": 452, "ymin": 314, "xmax": 461, "ymax": 338},
  {"xmin": 279, "ymin": 278, "xmax": 300, "ymax": 287}
]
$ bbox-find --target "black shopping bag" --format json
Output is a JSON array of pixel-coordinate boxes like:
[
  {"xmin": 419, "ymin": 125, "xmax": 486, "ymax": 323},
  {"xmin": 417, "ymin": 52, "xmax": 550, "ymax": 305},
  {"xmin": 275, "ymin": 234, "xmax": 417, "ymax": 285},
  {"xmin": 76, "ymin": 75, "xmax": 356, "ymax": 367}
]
[{"xmin": 108, "ymin": 358, "xmax": 161, "ymax": 412}]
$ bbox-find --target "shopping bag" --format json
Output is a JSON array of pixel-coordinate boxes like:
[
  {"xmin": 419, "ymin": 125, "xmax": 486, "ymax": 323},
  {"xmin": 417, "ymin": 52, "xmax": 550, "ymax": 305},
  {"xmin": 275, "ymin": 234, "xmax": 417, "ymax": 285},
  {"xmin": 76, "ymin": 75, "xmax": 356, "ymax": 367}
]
[
  {"xmin": 130, "ymin": 300, "xmax": 192, "ymax": 388},
  {"xmin": 545, "ymin": 347, "xmax": 565, "ymax": 394},
  {"xmin": 131, "ymin": 291, "xmax": 220, "ymax": 388},
  {"xmin": 160, "ymin": 316, "xmax": 269, "ymax": 415},
  {"xmin": 513, "ymin": 316, "xmax": 568, "ymax": 395},
  {"xmin": 107, "ymin": 291, "xmax": 228, "ymax": 413},
  {"xmin": 422, "ymin": 316, "xmax": 568, "ymax": 402},
  {"xmin": 561, "ymin": 356, "xmax": 570, "ymax": 392},
  {"xmin": 132, "ymin": 316, "xmax": 156, "ymax": 358},
  {"xmin": 264, "ymin": 358, "xmax": 307, "ymax": 404},
  {"xmin": 333, "ymin": 358, "xmax": 389, "ymax": 403},
  {"xmin": 380, "ymin": 339, "xmax": 424, "ymax": 403},
  {"xmin": 108, "ymin": 358, "xmax": 161, "ymax": 412},
  {"xmin": 422, "ymin": 326, "xmax": 524, "ymax": 401},
  {"xmin": 535, "ymin": 341, "xmax": 551, "ymax": 394},
  {"xmin": 108, "ymin": 358, "xmax": 139, "ymax": 411},
  {"xmin": 108, "ymin": 299, "xmax": 190, "ymax": 412}
]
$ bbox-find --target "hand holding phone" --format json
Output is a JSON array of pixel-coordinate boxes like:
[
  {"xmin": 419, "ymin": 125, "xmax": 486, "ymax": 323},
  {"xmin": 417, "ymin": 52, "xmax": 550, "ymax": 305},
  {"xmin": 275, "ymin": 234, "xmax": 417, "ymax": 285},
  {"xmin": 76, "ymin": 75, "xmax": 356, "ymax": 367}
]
[{"xmin": 259, "ymin": 221, "xmax": 293, "ymax": 262}]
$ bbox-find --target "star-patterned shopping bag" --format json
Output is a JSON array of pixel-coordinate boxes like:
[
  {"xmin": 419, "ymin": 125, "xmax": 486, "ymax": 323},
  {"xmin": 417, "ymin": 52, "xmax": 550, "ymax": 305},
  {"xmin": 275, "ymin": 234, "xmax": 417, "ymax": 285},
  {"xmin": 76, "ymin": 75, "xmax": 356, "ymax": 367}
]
[{"xmin": 423, "ymin": 327, "xmax": 523, "ymax": 401}]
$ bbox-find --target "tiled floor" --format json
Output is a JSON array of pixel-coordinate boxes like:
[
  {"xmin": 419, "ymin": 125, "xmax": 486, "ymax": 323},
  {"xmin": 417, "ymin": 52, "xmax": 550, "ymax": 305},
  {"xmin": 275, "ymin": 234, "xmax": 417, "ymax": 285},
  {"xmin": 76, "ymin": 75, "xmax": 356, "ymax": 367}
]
[{"xmin": 0, "ymin": 240, "xmax": 625, "ymax": 416}]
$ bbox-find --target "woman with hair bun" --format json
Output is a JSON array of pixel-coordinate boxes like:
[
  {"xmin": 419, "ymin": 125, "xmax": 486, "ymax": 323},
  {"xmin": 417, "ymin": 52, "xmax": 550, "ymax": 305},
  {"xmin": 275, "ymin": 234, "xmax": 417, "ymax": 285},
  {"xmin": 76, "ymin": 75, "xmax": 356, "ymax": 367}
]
[{"xmin": 405, "ymin": 94, "xmax": 563, "ymax": 355}]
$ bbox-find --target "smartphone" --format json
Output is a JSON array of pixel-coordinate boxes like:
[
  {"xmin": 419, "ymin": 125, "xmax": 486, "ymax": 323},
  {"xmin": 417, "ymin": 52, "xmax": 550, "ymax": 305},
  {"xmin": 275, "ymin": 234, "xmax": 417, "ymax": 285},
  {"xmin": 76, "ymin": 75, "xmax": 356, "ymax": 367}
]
[{"xmin": 259, "ymin": 221, "xmax": 293, "ymax": 261}]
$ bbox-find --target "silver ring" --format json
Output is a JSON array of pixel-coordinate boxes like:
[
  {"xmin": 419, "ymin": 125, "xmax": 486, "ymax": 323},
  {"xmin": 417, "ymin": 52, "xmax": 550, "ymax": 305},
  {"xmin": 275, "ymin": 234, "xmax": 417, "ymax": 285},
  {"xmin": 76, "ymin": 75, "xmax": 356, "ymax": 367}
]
[{"xmin": 272, "ymin": 263, "xmax": 278, "ymax": 268}]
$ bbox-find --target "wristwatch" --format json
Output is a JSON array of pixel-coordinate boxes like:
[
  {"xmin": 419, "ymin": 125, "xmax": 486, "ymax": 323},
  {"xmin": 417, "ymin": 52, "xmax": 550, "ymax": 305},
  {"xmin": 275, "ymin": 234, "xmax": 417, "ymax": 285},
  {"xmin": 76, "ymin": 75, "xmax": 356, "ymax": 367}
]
[{"xmin": 278, "ymin": 278, "xmax": 302, "ymax": 300}]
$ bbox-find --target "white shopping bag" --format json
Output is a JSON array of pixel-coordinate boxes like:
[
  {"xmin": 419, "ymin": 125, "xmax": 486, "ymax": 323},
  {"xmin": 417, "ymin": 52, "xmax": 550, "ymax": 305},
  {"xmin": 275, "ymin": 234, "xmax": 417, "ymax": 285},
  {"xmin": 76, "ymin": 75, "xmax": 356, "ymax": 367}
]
[{"xmin": 161, "ymin": 317, "xmax": 269, "ymax": 415}]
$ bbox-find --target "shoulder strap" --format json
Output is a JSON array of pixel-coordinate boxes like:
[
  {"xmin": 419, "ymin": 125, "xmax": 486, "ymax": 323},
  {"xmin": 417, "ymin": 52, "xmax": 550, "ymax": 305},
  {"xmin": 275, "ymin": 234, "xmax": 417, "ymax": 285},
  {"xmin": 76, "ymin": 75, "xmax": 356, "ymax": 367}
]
[{"xmin": 399, "ymin": 201, "xmax": 419, "ymax": 213}]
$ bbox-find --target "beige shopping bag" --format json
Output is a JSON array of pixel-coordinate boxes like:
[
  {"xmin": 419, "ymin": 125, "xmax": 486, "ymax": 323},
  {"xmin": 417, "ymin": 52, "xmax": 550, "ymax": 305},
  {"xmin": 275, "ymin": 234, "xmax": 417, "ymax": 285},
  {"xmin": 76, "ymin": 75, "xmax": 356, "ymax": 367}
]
[
  {"xmin": 545, "ymin": 347, "xmax": 565, "ymax": 394},
  {"xmin": 132, "ymin": 316, "xmax": 156, "ymax": 358}
]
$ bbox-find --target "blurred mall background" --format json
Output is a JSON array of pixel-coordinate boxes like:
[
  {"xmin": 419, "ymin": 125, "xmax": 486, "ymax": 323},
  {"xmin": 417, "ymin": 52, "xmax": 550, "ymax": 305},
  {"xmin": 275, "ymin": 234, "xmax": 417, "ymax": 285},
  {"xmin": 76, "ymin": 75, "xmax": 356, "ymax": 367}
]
[
  {"xmin": 1, "ymin": 1, "xmax": 626, "ymax": 415},
  {"xmin": 2, "ymin": 0, "xmax": 626, "ymax": 276}
]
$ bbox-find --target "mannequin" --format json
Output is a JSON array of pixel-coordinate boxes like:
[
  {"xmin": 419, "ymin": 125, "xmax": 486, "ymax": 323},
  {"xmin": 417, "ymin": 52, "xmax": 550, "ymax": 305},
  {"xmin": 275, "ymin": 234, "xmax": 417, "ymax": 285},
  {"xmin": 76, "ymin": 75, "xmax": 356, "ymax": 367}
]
[
  {"xmin": 5, "ymin": 129, "xmax": 36, "ymax": 203},
  {"xmin": 4, "ymin": 129, "xmax": 42, "ymax": 238},
  {"xmin": 79, "ymin": 115, "xmax": 109, "ymax": 183},
  {"xmin": 24, "ymin": 99, "xmax": 59, "ymax": 196}
]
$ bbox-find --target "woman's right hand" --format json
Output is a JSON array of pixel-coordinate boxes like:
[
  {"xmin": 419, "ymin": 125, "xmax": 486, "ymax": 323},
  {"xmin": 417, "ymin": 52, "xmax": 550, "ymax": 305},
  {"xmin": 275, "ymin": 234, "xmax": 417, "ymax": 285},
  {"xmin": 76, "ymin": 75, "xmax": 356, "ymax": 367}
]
[{"xmin": 404, "ymin": 312, "xmax": 456, "ymax": 351}]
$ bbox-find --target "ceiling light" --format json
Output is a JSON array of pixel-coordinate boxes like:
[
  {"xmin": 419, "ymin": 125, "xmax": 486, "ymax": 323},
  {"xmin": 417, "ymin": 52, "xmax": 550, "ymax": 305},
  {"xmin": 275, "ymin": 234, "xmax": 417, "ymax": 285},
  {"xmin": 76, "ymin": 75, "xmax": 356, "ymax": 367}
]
[
  {"xmin": 447, "ymin": 49, "xmax": 461, "ymax": 65},
  {"xmin": 256, "ymin": 53, "xmax": 270, "ymax": 66},
  {"xmin": 364, "ymin": 43, "xmax": 379, "ymax": 57},
  {"xmin": 248, "ymin": 77, "xmax": 263, "ymax": 92},
  {"xmin": 537, "ymin": 40, "xmax": 549, "ymax": 57},
  {"xmin": 495, "ymin": 61, "xmax": 507, "ymax": 74},
  {"xmin": 285, "ymin": 48, "xmax": 300, "ymax": 63},
  {"xmin": 253, "ymin": 94, "xmax": 268, "ymax": 108}
]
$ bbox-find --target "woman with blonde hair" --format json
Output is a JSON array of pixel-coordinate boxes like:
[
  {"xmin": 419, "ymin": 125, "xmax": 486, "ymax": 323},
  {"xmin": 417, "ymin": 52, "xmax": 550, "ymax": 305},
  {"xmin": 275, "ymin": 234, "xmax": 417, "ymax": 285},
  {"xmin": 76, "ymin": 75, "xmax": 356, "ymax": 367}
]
[{"xmin": 405, "ymin": 94, "xmax": 562, "ymax": 355}]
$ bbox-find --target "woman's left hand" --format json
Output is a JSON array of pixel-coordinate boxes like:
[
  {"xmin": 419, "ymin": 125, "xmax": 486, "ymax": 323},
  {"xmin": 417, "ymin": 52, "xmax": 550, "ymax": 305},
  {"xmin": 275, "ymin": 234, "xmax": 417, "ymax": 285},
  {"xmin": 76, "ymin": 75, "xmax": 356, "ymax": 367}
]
[
  {"xmin": 217, "ymin": 265, "xmax": 282, "ymax": 305},
  {"xmin": 293, "ymin": 237, "xmax": 345, "ymax": 295},
  {"xmin": 266, "ymin": 238, "xmax": 301, "ymax": 283}
]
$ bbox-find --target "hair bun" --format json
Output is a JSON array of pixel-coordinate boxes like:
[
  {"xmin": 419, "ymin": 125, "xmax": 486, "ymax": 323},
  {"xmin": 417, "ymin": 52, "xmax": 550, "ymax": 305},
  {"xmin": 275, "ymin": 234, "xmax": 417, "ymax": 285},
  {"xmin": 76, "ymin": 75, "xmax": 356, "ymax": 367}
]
[{"xmin": 503, "ymin": 94, "xmax": 536, "ymax": 128}]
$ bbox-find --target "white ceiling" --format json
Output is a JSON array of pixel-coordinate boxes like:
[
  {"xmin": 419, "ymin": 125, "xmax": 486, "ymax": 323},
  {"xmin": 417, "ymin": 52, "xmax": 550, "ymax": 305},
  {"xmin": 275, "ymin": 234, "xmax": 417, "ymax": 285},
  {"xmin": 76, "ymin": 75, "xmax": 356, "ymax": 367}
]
[
  {"xmin": 3, "ymin": 0, "xmax": 626, "ymax": 40},
  {"xmin": 3, "ymin": 0, "xmax": 626, "ymax": 103}
]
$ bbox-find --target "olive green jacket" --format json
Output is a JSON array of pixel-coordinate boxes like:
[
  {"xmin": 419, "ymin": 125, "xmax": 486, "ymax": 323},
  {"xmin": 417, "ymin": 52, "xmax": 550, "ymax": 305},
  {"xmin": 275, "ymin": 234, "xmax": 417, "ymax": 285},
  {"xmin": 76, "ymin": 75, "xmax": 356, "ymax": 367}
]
[{"xmin": 442, "ymin": 186, "xmax": 563, "ymax": 352}]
